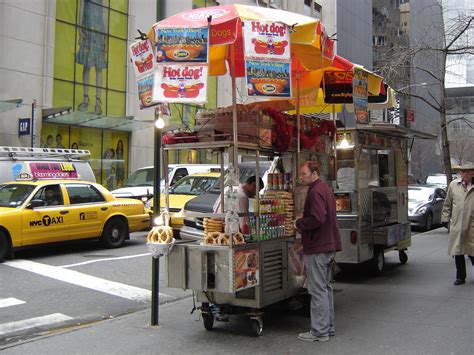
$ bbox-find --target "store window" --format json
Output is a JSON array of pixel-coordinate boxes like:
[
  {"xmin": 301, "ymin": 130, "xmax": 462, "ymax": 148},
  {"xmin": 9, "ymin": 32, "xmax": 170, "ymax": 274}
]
[
  {"xmin": 41, "ymin": 123, "xmax": 129, "ymax": 190},
  {"xmin": 53, "ymin": 0, "xmax": 128, "ymax": 118}
]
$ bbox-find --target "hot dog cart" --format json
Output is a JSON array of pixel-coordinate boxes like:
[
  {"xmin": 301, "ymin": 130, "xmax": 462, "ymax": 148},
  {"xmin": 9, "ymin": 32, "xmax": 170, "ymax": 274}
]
[
  {"xmin": 334, "ymin": 123, "xmax": 436, "ymax": 274},
  {"xmin": 163, "ymin": 106, "xmax": 337, "ymax": 336}
]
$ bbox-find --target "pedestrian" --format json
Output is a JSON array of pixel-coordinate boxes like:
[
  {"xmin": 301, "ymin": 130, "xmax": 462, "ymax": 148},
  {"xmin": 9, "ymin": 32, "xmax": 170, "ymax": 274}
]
[
  {"xmin": 295, "ymin": 160, "xmax": 342, "ymax": 342},
  {"xmin": 441, "ymin": 163, "xmax": 474, "ymax": 286}
]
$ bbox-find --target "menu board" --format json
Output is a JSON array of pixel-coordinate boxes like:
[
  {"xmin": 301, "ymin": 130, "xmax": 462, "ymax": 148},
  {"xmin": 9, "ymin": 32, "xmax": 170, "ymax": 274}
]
[{"xmin": 234, "ymin": 247, "xmax": 260, "ymax": 291}]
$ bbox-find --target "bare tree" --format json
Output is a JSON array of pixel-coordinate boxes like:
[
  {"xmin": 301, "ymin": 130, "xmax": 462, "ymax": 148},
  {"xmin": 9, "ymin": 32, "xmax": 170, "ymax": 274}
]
[{"xmin": 376, "ymin": 1, "xmax": 474, "ymax": 184}]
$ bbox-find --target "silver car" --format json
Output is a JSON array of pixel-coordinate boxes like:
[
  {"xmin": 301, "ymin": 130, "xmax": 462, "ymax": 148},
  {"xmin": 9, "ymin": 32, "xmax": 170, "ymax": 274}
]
[{"xmin": 408, "ymin": 185, "xmax": 446, "ymax": 230}]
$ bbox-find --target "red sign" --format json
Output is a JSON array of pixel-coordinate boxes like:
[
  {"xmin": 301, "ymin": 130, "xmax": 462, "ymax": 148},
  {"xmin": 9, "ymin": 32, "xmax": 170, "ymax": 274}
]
[{"xmin": 406, "ymin": 109, "xmax": 415, "ymax": 122}]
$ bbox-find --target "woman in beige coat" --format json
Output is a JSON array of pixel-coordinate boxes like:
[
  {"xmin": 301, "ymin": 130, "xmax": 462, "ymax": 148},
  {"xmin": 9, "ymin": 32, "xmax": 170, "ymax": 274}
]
[{"xmin": 441, "ymin": 163, "xmax": 474, "ymax": 285}]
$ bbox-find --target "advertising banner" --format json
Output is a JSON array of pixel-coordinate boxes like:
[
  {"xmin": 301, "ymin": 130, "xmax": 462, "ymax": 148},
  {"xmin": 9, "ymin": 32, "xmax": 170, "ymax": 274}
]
[
  {"xmin": 234, "ymin": 247, "xmax": 260, "ymax": 291},
  {"xmin": 243, "ymin": 20, "xmax": 290, "ymax": 60},
  {"xmin": 137, "ymin": 75, "xmax": 159, "ymax": 109},
  {"xmin": 245, "ymin": 60, "xmax": 291, "ymax": 97},
  {"xmin": 18, "ymin": 118, "xmax": 31, "ymax": 137},
  {"xmin": 155, "ymin": 27, "xmax": 209, "ymax": 63},
  {"xmin": 153, "ymin": 64, "xmax": 208, "ymax": 103},
  {"xmin": 29, "ymin": 162, "xmax": 78, "ymax": 179},
  {"xmin": 129, "ymin": 39, "xmax": 155, "ymax": 78},
  {"xmin": 353, "ymin": 67, "xmax": 369, "ymax": 124}
]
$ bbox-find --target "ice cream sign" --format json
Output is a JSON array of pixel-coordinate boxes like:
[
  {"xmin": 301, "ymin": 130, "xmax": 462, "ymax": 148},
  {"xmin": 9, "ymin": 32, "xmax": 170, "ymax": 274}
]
[
  {"xmin": 153, "ymin": 64, "xmax": 208, "ymax": 103},
  {"xmin": 243, "ymin": 20, "xmax": 290, "ymax": 60}
]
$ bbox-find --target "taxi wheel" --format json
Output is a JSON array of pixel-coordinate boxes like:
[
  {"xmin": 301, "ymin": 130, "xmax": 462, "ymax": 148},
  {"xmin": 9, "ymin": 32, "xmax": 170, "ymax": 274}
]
[
  {"xmin": 0, "ymin": 231, "xmax": 12, "ymax": 263},
  {"xmin": 101, "ymin": 218, "xmax": 127, "ymax": 248}
]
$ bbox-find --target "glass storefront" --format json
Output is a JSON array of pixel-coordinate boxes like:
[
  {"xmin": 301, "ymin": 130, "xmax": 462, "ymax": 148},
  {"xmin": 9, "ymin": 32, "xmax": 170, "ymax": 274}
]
[{"xmin": 41, "ymin": 123, "xmax": 129, "ymax": 190}]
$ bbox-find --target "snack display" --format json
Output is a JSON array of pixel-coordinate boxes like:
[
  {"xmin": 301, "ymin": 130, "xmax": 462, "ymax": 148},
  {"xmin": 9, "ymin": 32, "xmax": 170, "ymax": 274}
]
[
  {"xmin": 146, "ymin": 226, "xmax": 173, "ymax": 244},
  {"xmin": 263, "ymin": 190, "xmax": 295, "ymax": 236},
  {"xmin": 203, "ymin": 218, "xmax": 224, "ymax": 236},
  {"xmin": 203, "ymin": 231, "xmax": 246, "ymax": 246}
]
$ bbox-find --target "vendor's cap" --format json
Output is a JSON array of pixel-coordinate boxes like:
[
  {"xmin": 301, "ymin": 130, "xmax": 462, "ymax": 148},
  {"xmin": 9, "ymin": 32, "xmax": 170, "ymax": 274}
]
[{"xmin": 459, "ymin": 163, "xmax": 474, "ymax": 171}]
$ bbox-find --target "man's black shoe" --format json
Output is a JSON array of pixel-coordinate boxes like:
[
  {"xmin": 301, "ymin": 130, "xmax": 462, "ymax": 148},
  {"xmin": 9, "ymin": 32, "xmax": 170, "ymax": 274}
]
[{"xmin": 454, "ymin": 279, "xmax": 465, "ymax": 285}]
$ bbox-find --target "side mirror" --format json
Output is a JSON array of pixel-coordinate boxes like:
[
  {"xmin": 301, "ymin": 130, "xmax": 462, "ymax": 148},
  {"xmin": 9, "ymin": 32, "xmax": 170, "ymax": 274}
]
[{"xmin": 27, "ymin": 199, "xmax": 45, "ymax": 209}]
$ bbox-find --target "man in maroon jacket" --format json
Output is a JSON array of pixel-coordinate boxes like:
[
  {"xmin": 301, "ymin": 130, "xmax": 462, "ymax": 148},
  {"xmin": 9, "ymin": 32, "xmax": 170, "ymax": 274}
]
[{"xmin": 295, "ymin": 160, "xmax": 342, "ymax": 342}]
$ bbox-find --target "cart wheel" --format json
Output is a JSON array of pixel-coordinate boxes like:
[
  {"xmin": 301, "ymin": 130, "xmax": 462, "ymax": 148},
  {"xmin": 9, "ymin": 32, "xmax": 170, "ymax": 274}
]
[
  {"xmin": 399, "ymin": 250, "xmax": 408, "ymax": 264},
  {"xmin": 202, "ymin": 312, "xmax": 214, "ymax": 331},
  {"xmin": 251, "ymin": 318, "xmax": 263, "ymax": 337},
  {"xmin": 369, "ymin": 248, "xmax": 385, "ymax": 276}
]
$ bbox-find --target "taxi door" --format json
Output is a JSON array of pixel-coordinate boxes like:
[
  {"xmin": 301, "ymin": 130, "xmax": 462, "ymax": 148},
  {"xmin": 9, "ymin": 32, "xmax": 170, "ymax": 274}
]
[
  {"xmin": 64, "ymin": 183, "xmax": 109, "ymax": 240},
  {"xmin": 21, "ymin": 184, "xmax": 72, "ymax": 245}
]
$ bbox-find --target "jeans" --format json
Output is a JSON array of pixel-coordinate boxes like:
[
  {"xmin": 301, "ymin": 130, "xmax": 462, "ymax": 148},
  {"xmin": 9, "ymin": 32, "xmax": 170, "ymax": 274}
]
[
  {"xmin": 304, "ymin": 252, "xmax": 336, "ymax": 337},
  {"xmin": 454, "ymin": 255, "xmax": 474, "ymax": 280}
]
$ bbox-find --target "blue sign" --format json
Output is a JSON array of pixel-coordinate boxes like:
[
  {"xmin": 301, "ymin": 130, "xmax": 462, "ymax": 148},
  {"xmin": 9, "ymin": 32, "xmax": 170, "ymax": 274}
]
[{"xmin": 18, "ymin": 118, "xmax": 31, "ymax": 136}]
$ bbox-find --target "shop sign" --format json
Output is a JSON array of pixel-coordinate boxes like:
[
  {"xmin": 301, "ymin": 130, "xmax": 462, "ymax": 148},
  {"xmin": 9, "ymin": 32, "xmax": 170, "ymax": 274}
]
[
  {"xmin": 29, "ymin": 162, "xmax": 78, "ymax": 179},
  {"xmin": 323, "ymin": 71, "xmax": 353, "ymax": 104},
  {"xmin": 406, "ymin": 108, "xmax": 415, "ymax": 122},
  {"xmin": 153, "ymin": 64, "xmax": 208, "ymax": 103},
  {"xmin": 243, "ymin": 20, "xmax": 290, "ymax": 60},
  {"xmin": 155, "ymin": 27, "xmax": 209, "ymax": 63},
  {"xmin": 129, "ymin": 39, "xmax": 155, "ymax": 78},
  {"xmin": 245, "ymin": 60, "xmax": 291, "ymax": 98},
  {"xmin": 353, "ymin": 67, "xmax": 369, "ymax": 124},
  {"xmin": 234, "ymin": 247, "xmax": 260, "ymax": 291},
  {"xmin": 18, "ymin": 118, "xmax": 31, "ymax": 137}
]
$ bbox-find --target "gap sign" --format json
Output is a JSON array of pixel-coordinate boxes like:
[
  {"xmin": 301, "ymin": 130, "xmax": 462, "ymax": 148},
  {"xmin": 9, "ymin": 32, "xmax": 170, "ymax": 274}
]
[{"xmin": 18, "ymin": 118, "xmax": 31, "ymax": 136}]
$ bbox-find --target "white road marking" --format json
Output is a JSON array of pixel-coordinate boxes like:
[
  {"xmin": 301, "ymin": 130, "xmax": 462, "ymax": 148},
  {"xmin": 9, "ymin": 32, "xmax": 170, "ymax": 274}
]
[
  {"xmin": 0, "ymin": 313, "xmax": 74, "ymax": 336},
  {"xmin": 60, "ymin": 253, "xmax": 150, "ymax": 268},
  {"xmin": 4, "ymin": 260, "xmax": 172, "ymax": 303},
  {"xmin": 0, "ymin": 298, "xmax": 26, "ymax": 308}
]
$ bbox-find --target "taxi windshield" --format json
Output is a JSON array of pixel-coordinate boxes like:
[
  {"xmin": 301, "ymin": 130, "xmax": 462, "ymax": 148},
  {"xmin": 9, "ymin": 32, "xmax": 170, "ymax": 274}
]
[{"xmin": 0, "ymin": 184, "xmax": 36, "ymax": 208}]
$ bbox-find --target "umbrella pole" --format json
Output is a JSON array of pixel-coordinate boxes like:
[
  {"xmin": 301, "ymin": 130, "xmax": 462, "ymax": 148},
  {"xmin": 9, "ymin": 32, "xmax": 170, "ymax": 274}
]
[
  {"xmin": 296, "ymin": 63, "xmax": 301, "ymax": 166},
  {"xmin": 231, "ymin": 44, "xmax": 238, "ymax": 171}
]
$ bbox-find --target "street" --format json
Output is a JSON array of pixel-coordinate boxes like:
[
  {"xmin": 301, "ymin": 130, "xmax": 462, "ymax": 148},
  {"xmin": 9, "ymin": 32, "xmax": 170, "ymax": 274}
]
[
  {"xmin": 0, "ymin": 231, "xmax": 191, "ymax": 345},
  {"xmin": 1, "ymin": 227, "xmax": 473, "ymax": 354}
]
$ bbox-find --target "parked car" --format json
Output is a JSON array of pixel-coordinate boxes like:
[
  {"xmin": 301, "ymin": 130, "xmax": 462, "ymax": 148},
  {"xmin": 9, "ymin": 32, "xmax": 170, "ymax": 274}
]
[
  {"xmin": 408, "ymin": 185, "xmax": 446, "ymax": 231},
  {"xmin": 0, "ymin": 179, "xmax": 150, "ymax": 262},
  {"xmin": 147, "ymin": 172, "xmax": 221, "ymax": 236},
  {"xmin": 179, "ymin": 161, "xmax": 274, "ymax": 242},
  {"xmin": 111, "ymin": 164, "xmax": 220, "ymax": 202}
]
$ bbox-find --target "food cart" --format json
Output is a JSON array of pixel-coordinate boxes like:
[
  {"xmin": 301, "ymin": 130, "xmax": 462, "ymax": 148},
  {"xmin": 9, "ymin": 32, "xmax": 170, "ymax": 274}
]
[
  {"xmin": 334, "ymin": 123, "xmax": 436, "ymax": 274},
  {"xmin": 164, "ymin": 106, "xmax": 336, "ymax": 336},
  {"xmin": 138, "ymin": 3, "xmax": 394, "ymax": 336}
]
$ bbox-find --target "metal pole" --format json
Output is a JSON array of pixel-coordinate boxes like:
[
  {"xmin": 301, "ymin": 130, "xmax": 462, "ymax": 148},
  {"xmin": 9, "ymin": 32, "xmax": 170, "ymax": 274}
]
[
  {"xmin": 151, "ymin": 0, "xmax": 165, "ymax": 327},
  {"xmin": 151, "ymin": 121, "xmax": 162, "ymax": 326}
]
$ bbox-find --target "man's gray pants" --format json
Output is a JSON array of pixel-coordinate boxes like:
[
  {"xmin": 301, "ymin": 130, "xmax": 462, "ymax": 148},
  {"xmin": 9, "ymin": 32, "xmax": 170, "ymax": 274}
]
[{"xmin": 304, "ymin": 252, "xmax": 335, "ymax": 337}]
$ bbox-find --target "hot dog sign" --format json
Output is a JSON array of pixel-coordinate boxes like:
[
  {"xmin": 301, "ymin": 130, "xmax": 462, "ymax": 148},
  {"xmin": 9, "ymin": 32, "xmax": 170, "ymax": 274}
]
[
  {"xmin": 243, "ymin": 20, "xmax": 290, "ymax": 60},
  {"xmin": 153, "ymin": 64, "xmax": 208, "ymax": 103}
]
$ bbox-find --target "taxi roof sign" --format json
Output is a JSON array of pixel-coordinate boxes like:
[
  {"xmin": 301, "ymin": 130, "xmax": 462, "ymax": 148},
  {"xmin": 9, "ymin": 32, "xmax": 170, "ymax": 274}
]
[{"xmin": 16, "ymin": 172, "xmax": 33, "ymax": 180}]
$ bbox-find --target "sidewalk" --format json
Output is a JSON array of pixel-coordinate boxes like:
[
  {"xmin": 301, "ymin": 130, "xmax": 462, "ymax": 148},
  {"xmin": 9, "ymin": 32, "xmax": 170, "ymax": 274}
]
[{"xmin": 2, "ymin": 228, "xmax": 473, "ymax": 354}]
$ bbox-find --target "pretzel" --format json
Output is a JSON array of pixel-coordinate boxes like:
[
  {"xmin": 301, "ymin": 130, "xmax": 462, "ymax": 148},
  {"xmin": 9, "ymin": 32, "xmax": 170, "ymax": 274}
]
[
  {"xmin": 233, "ymin": 233, "xmax": 245, "ymax": 245},
  {"xmin": 204, "ymin": 234, "xmax": 216, "ymax": 245},
  {"xmin": 209, "ymin": 231, "xmax": 221, "ymax": 239},
  {"xmin": 147, "ymin": 226, "xmax": 173, "ymax": 244},
  {"xmin": 218, "ymin": 233, "xmax": 230, "ymax": 246}
]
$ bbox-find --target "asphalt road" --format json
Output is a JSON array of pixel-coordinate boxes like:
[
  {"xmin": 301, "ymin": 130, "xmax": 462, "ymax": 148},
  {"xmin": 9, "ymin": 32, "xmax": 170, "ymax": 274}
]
[
  {"xmin": 0, "ymin": 229, "xmax": 423, "ymax": 346},
  {"xmin": 0, "ymin": 231, "xmax": 190, "ymax": 345}
]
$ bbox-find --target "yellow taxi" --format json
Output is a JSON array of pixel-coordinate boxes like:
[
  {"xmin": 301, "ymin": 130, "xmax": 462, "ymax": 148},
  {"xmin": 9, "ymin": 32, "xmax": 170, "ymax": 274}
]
[
  {"xmin": 0, "ymin": 178, "xmax": 150, "ymax": 262},
  {"xmin": 147, "ymin": 172, "xmax": 220, "ymax": 233}
]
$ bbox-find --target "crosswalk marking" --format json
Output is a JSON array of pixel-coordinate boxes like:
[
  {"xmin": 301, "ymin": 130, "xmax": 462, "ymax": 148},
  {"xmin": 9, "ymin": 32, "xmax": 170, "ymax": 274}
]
[
  {"xmin": 0, "ymin": 298, "xmax": 25, "ymax": 308},
  {"xmin": 59, "ymin": 253, "xmax": 150, "ymax": 268},
  {"xmin": 0, "ymin": 313, "xmax": 73, "ymax": 336},
  {"xmin": 4, "ymin": 259, "xmax": 172, "ymax": 302}
]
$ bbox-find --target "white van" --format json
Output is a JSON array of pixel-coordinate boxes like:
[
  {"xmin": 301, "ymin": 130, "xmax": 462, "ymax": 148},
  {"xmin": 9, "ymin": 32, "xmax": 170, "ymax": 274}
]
[
  {"xmin": 0, "ymin": 146, "xmax": 95, "ymax": 184},
  {"xmin": 111, "ymin": 164, "xmax": 221, "ymax": 201}
]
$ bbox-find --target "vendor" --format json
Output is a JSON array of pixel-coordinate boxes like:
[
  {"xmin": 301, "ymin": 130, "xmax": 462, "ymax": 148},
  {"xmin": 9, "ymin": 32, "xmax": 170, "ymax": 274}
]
[{"xmin": 212, "ymin": 175, "xmax": 264, "ymax": 232}]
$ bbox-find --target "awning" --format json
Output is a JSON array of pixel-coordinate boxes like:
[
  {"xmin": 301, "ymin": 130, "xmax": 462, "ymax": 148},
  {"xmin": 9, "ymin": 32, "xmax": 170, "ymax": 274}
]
[
  {"xmin": 42, "ymin": 107, "xmax": 154, "ymax": 132},
  {"xmin": 0, "ymin": 99, "xmax": 23, "ymax": 113},
  {"xmin": 356, "ymin": 122, "xmax": 437, "ymax": 140}
]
